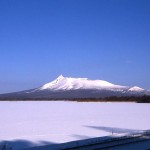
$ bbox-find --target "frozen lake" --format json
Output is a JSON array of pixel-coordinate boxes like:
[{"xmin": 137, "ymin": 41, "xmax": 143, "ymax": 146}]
[{"xmin": 0, "ymin": 101, "xmax": 150, "ymax": 149}]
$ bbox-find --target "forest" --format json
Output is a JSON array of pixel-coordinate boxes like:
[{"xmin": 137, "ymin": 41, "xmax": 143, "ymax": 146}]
[{"xmin": 0, "ymin": 95, "xmax": 150, "ymax": 103}]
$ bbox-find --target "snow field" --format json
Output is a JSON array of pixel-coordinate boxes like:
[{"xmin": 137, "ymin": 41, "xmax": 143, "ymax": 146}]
[{"xmin": 0, "ymin": 101, "xmax": 150, "ymax": 149}]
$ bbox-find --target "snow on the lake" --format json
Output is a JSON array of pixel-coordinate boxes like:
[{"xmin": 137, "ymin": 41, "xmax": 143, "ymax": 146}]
[{"xmin": 0, "ymin": 101, "xmax": 150, "ymax": 149}]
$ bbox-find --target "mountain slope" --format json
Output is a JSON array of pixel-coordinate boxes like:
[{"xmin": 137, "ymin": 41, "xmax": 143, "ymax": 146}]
[
  {"xmin": 0, "ymin": 75, "xmax": 149, "ymax": 99},
  {"xmin": 39, "ymin": 75, "xmax": 127, "ymax": 91}
]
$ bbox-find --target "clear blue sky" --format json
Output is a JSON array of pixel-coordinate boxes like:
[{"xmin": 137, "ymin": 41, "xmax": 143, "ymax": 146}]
[{"xmin": 0, "ymin": 0, "xmax": 150, "ymax": 93}]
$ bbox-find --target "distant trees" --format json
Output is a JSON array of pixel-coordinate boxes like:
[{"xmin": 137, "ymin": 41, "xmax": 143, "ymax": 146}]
[{"xmin": 0, "ymin": 95, "xmax": 150, "ymax": 103}]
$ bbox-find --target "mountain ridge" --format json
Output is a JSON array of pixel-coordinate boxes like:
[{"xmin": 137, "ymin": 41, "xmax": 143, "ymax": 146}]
[
  {"xmin": 39, "ymin": 75, "xmax": 132, "ymax": 91},
  {"xmin": 0, "ymin": 75, "xmax": 149, "ymax": 99}
]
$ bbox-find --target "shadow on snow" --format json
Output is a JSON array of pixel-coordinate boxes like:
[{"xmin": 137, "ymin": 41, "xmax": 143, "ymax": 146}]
[
  {"xmin": 0, "ymin": 139, "xmax": 55, "ymax": 150},
  {"xmin": 84, "ymin": 125, "xmax": 143, "ymax": 134}
]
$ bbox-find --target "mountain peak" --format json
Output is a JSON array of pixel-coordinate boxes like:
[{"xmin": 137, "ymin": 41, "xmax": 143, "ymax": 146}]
[
  {"xmin": 56, "ymin": 75, "xmax": 65, "ymax": 80},
  {"xmin": 39, "ymin": 75, "xmax": 127, "ymax": 91},
  {"xmin": 8, "ymin": 75, "xmax": 148, "ymax": 99},
  {"xmin": 128, "ymin": 86, "xmax": 145, "ymax": 92}
]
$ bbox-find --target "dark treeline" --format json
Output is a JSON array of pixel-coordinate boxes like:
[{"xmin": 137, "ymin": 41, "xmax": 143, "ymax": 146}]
[
  {"xmin": 0, "ymin": 95, "xmax": 150, "ymax": 103},
  {"xmin": 73, "ymin": 95, "xmax": 150, "ymax": 103}
]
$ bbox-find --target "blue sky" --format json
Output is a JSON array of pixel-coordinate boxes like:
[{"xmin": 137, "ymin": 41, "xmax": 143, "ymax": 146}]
[{"xmin": 0, "ymin": 0, "xmax": 150, "ymax": 93}]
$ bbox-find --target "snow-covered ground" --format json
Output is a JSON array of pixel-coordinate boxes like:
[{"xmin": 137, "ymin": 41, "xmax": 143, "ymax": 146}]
[{"xmin": 0, "ymin": 101, "xmax": 150, "ymax": 149}]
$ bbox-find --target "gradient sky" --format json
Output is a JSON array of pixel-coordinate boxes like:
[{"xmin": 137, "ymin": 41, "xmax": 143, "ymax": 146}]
[{"xmin": 0, "ymin": 0, "xmax": 150, "ymax": 93}]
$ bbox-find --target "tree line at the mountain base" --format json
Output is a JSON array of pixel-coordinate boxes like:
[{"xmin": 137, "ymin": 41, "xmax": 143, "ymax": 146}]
[
  {"xmin": 0, "ymin": 95, "xmax": 150, "ymax": 103},
  {"xmin": 73, "ymin": 95, "xmax": 150, "ymax": 103}
]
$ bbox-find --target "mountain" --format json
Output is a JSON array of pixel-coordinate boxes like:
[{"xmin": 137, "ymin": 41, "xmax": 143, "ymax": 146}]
[
  {"xmin": 39, "ymin": 75, "xmax": 127, "ymax": 91},
  {"xmin": 0, "ymin": 75, "xmax": 149, "ymax": 99}
]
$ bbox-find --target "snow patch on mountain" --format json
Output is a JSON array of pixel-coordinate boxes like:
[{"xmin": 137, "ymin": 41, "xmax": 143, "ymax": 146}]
[
  {"xmin": 128, "ymin": 86, "xmax": 145, "ymax": 92},
  {"xmin": 39, "ymin": 75, "xmax": 127, "ymax": 91}
]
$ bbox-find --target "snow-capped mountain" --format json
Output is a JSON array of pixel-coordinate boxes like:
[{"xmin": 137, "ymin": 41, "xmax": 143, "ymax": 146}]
[
  {"xmin": 39, "ymin": 75, "xmax": 127, "ymax": 91},
  {"xmin": 128, "ymin": 86, "xmax": 145, "ymax": 92},
  {"xmin": 0, "ymin": 75, "xmax": 149, "ymax": 99}
]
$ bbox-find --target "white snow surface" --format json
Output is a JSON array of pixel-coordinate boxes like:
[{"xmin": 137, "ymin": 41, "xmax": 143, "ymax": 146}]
[
  {"xmin": 0, "ymin": 101, "xmax": 150, "ymax": 149},
  {"xmin": 39, "ymin": 75, "xmax": 127, "ymax": 91},
  {"xmin": 128, "ymin": 86, "xmax": 145, "ymax": 92}
]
